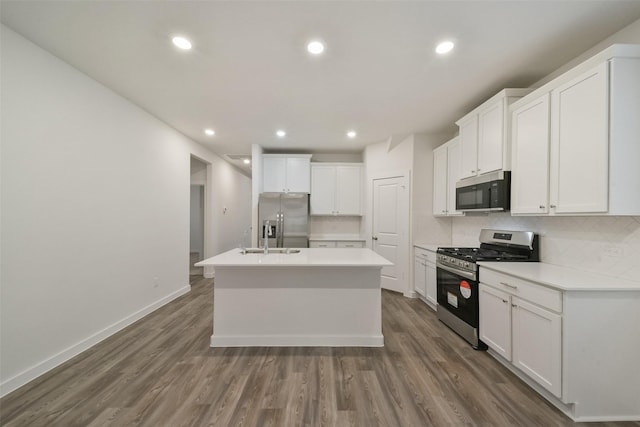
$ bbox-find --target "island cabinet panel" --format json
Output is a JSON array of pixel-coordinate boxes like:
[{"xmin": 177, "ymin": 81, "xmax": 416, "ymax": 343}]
[
  {"xmin": 510, "ymin": 45, "xmax": 640, "ymax": 216},
  {"xmin": 195, "ymin": 248, "xmax": 392, "ymax": 348},
  {"xmin": 211, "ymin": 266, "xmax": 384, "ymax": 347}
]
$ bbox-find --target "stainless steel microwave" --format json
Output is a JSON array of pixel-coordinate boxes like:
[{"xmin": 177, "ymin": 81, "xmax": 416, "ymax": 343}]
[{"xmin": 455, "ymin": 171, "xmax": 511, "ymax": 212}]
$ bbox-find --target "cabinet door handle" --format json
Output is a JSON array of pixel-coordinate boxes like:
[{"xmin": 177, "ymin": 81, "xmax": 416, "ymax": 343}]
[
  {"xmin": 539, "ymin": 205, "xmax": 545, "ymax": 209},
  {"xmin": 372, "ymin": 236, "xmax": 378, "ymax": 240},
  {"xmin": 511, "ymin": 303, "xmax": 517, "ymax": 308},
  {"xmin": 500, "ymin": 281, "xmax": 517, "ymax": 289},
  {"xmin": 550, "ymin": 204, "xmax": 557, "ymax": 208},
  {"xmin": 502, "ymin": 299, "xmax": 508, "ymax": 303}
]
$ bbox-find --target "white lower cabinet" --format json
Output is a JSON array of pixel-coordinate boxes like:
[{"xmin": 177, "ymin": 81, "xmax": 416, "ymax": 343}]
[
  {"xmin": 478, "ymin": 285, "xmax": 512, "ymax": 360},
  {"xmin": 414, "ymin": 247, "xmax": 437, "ymax": 309},
  {"xmin": 511, "ymin": 297, "xmax": 562, "ymax": 397},
  {"xmin": 479, "ymin": 270, "xmax": 562, "ymax": 398},
  {"xmin": 414, "ymin": 255, "xmax": 426, "ymax": 297},
  {"xmin": 479, "ymin": 264, "xmax": 640, "ymax": 422},
  {"xmin": 309, "ymin": 240, "xmax": 364, "ymax": 248}
]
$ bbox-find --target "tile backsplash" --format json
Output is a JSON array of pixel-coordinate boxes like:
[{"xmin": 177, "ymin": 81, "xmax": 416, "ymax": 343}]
[
  {"xmin": 452, "ymin": 214, "xmax": 640, "ymax": 281},
  {"xmin": 310, "ymin": 216, "xmax": 362, "ymax": 236}
]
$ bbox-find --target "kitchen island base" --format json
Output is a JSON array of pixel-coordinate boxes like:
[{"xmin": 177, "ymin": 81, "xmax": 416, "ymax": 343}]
[{"xmin": 211, "ymin": 266, "xmax": 384, "ymax": 347}]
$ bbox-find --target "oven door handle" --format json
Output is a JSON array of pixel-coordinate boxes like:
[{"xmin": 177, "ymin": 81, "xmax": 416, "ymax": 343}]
[{"xmin": 436, "ymin": 263, "xmax": 477, "ymax": 281}]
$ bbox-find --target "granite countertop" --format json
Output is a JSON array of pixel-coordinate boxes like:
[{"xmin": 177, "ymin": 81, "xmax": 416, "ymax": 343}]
[
  {"xmin": 195, "ymin": 248, "xmax": 393, "ymax": 267},
  {"xmin": 478, "ymin": 262, "xmax": 640, "ymax": 291}
]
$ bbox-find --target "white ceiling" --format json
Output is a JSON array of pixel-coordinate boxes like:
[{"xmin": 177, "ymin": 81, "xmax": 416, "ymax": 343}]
[{"xmin": 3, "ymin": 1, "xmax": 640, "ymax": 171}]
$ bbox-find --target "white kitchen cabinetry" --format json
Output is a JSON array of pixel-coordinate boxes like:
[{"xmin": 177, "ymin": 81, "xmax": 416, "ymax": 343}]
[
  {"xmin": 414, "ymin": 246, "xmax": 437, "ymax": 309},
  {"xmin": 456, "ymin": 89, "xmax": 531, "ymax": 179},
  {"xmin": 309, "ymin": 240, "xmax": 364, "ymax": 248},
  {"xmin": 511, "ymin": 45, "xmax": 640, "ymax": 215},
  {"xmin": 480, "ymin": 269, "xmax": 562, "ymax": 397},
  {"xmin": 479, "ymin": 262, "xmax": 640, "ymax": 422},
  {"xmin": 433, "ymin": 137, "xmax": 463, "ymax": 216},
  {"xmin": 262, "ymin": 154, "xmax": 312, "ymax": 193},
  {"xmin": 310, "ymin": 163, "xmax": 362, "ymax": 215},
  {"xmin": 511, "ymin": 93, "xmax": 551, "ymax": 214}
]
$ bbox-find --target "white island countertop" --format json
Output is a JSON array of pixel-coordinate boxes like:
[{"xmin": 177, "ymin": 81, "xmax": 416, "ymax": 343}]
[
  {"xmin": 478, "ymin": 262, "xmax": 640, "ymax": 291},
  {"xmin": 195, "ymin": 248, "xmax": 393, "ymax": 268}
]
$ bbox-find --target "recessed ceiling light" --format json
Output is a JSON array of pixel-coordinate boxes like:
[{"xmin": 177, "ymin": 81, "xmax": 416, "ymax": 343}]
[
  {"xmin": 435, "ymin": 41, "xmax": 455, "ymax": 55},
  {"xmin": 347, "ymin": 131, "xmax": 357, "ymax": 138},
  {"xmin": 172, "ymin": 36, "xmax": 192, "ymax": 50},
  {"xmin": 276, "ymin": 130, "xmax": 286, "ymax": 138},
  {"xmin": 204, "ymin": 128, "xmax": 215, "ymax": 136},
  {"xmin": 307, "ymin": 40, "xmax": 325, "ymax": 55},
  {"xmin": 243, "ymin": 158, "xmax": 251, "ymax": 165}
]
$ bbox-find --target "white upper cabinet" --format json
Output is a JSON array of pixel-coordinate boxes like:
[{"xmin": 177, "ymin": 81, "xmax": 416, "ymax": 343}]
[
  {"xmin": 456, "ymin": 89, "xmax": 531, "ymax": 179},
  {"xmin": 433, "ymin": 137, "xmax": 464, "ymax": 217},
  {"xmin": 511, "ymin": 93, "xmax": 551, "ymax": 214},
  {"xmin": 550, "ymin": 63, "xmax": 609, "ymax": 214},
  {"xmin": 310, "ymin": 163, "xmax": 362, "ymax": 215},
  {"xmin": 458, "ymin": 115, "xmax": 479, "ymax": 179},
  {"xmin": 511, "ymin": 45, "xmax": 640, "ymax": 216},
  {"xmin": 262, "ymin": 154, "xmax": 312, "ymax": 193}
]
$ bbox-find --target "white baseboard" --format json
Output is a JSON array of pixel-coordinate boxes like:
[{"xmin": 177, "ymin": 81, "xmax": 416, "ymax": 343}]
[
  {"xmin": 0, "ymin": 284, "xmax": 191, "ymax": 398},
  {"xmin": 210, "ymin": 334, "xmax": 385, "ymax": 347}
]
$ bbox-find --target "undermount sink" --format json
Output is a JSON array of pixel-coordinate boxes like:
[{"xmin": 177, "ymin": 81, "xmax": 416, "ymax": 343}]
[{"xmin": 240, "ymin": 248, "xmax": 301, "ymax": 255}]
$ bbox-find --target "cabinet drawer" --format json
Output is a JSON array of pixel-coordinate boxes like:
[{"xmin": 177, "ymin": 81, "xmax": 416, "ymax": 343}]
[
  {"xmin": 480, "ymin": 268, "xmax": 562, "ymax": 312},
  {"xmin": 336, "ymin": 241, "xmax": 364, "ymax": 248},
  {"xmin": 309, "ymin": 241, "xmax": 337, "ymax": 248},
  {"xmin": 415, "ymin": 247, "xmax": 437, "ymax": 264}
]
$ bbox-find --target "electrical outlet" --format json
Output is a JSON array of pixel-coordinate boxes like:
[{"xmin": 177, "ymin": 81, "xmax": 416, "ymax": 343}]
[{"xmin": 603, "ymin": 245, "xmax": 624, "ymax": 257}]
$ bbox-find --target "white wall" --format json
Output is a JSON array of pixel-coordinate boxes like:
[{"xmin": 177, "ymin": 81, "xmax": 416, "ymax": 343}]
[
  {"xmin": 0, "ymin": 25, "xmax": 250, "ymax": 396},
  {"xmin": 534, "ymin": 18, "xmax": 640, "ymax": 87},
  {"xmin": 411, "ymin": 134, "xmax": 454, "ymax": 245}
]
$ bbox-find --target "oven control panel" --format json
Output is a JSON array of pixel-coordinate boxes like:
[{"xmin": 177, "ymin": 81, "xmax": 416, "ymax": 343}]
[{"xmin": 437, "ymin": 254, "xmax": 476, "ymax": 274}]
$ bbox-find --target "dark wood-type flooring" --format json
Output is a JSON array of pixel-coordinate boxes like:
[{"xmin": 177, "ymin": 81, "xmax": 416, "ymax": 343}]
[{"xmin": 2, "ymin": 276, "xmax": 638, "ymax": 426}]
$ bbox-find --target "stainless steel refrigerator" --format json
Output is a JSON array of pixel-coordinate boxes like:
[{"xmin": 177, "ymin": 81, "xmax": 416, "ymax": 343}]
[{"xmin": 258, "ymin": 193, "xmax": 309, "ymax": 248}]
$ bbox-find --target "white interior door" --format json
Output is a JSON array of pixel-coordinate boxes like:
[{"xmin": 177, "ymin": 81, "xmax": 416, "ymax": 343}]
[{"xmin": 372, "ymin": 175, "xmax": 409, "ymax": 294}]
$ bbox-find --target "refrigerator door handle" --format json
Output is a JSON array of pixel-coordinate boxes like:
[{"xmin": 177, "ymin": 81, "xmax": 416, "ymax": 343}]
[{"xmin": 278, "ymin": 212, "xmax": 284, "ymax": 248}]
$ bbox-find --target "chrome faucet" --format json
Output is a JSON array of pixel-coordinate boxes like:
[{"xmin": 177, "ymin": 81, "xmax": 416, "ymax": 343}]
[{"xmin": 263, "ymin": 220, "xmax": 270, "ymax": 254}]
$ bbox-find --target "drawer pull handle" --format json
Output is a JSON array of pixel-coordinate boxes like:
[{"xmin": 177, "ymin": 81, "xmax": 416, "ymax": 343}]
[{"xmin": 500, "ymin": 281, "xmax": 518, "ymax": 289}]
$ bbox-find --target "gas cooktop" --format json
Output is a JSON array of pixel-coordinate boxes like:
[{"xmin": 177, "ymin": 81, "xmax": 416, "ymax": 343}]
[{"xmin": 436, "ymin": 247, "xmax": 531, "ymax": 262}]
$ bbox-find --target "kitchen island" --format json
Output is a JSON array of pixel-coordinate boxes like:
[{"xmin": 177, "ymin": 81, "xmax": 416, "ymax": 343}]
[{"xmin": 195, "ymin": 248, "xmax": 392, "ymax": 347}]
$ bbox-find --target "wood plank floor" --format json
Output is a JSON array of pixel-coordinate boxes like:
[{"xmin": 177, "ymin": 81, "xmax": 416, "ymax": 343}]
[{"xmin": 1, "ymin": 276, "xmax": 637, "ymax": 427}]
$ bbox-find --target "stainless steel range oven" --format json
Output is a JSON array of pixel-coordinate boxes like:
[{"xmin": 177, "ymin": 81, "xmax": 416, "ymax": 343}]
[{"xmin": 436, "ymin": 229, "xmax": 539, "ymax": 350}]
